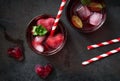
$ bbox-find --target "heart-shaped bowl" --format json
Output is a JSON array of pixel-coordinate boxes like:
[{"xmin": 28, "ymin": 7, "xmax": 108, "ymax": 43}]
[{"xmin": 26, "ymin": 14, "xmax": 67, "ymax": 56}]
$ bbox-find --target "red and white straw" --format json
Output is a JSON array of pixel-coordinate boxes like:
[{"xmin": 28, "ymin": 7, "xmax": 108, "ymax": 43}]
[
  {"xmin": 50, "ymin": 0, "xmax": 67, "ymax": 36},
  {"xmin": 82, "ymin": 47, "xmax": 120, "ymax": 66},
  {"xmin": 87, "ymin": 37, "xmax": 120, "ymax": 50}
]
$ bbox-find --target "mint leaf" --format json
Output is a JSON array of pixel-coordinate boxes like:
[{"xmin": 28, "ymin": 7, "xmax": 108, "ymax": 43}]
[
  {"xmin": 32, "ymin": 25, "xmax": 48, "ymax": 36},
  {"xmin": 81, "ymin": 0, "xmax": 91, "ymax": 5}
]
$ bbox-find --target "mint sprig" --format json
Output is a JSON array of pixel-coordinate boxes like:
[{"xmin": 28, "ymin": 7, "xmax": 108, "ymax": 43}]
[
  {"xmin": 32, "ymin": 25, "xmax": 48, "ymax": 36},
  {"xmin": 81, "ymin": 0, "xmax": 91, "ymax": 5}
]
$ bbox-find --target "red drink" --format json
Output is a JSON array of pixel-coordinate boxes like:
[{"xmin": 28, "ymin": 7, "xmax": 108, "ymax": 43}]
[
  {"xmin": 26, "ymin": 14, "xmax": 67, "ymax": 56},
  {"xmin": 66, "ymin": 0, "xmax": 106, "ymax": 33}
]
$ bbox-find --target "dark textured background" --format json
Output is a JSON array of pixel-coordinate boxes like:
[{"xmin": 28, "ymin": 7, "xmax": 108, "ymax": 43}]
[{"xmin": 0, "ymin": 0, "xmax": 120, "ymax": 81}]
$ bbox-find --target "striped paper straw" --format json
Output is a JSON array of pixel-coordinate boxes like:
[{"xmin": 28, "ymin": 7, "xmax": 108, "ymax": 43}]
[
  {"xmin": 50, "ymin": 0, "xmax": 67, "ymax": 36},
  {"xmin": 82, "ymin": 47, "xmax": 120, "ymax": 66},
  {"xmin": 87, "ymin": 37, "xmax": 120, "ymax": 50}
]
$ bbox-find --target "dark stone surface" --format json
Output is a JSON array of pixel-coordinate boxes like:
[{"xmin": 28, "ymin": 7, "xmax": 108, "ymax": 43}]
[{"xmin": 0, "ymin": 0, "xmax": 120, "ymax": 81}]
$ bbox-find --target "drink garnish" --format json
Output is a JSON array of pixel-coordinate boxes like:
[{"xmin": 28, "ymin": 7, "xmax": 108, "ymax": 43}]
[
  {"xmin": 88, "ymin": 2, "xmax": 103, "ymax": 11},
  {"xmin": 81, "ymin": 0, "xmax": 91, "ymax": 5},
  {"xmin": 72, "ymin": 15, "xmax": 83, "ymax": 28},
  {"xmin": 32, "ymin": 25, "xmax": 48, "ymax": 36}
]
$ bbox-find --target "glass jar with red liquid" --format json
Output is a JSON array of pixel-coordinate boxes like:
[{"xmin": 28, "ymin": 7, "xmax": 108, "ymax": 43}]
[
  {"xmin": 26, "ymin": 14, "xmax": 67, "ymax": 56},
  {"xmin": 66, "ymin": 0, "xmax": 106, "ymax": 33}
]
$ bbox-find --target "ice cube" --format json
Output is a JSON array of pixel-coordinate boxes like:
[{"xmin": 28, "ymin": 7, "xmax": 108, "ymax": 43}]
[
  {"xmin": 89, "ymin": 12, "xmax": 102, "ymax": 26},
  {"xmin": 34, "ymin": 36, "xmax": 45, "ymax": 43},
  {"xmin": 76, "ymin": 6, "xmax": 91, "ymax": 20},
  {"xmin": 35, "ymin": 45, "xmax": 44, "ymax": 52}
]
